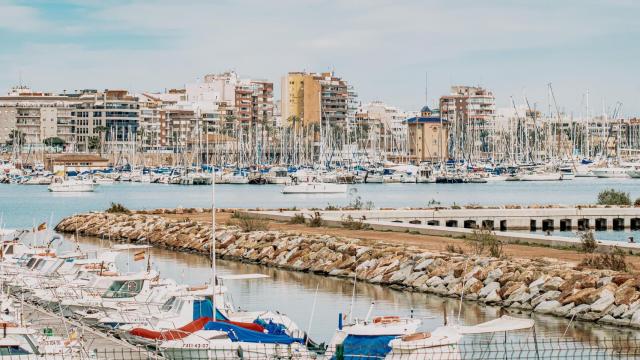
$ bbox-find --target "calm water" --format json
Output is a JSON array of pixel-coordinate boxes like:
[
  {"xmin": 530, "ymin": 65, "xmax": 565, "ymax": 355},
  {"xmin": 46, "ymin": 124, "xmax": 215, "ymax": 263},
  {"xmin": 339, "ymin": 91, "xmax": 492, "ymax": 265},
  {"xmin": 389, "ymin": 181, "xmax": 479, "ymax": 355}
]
[
  {"xmin": 3, "ymin": 181, "xmax": 640, "ymax": 342},
  {"xmin": 45, "ymin": 235, "xmax": 640, "ymax": 343},
  {"xmin": 1, "ymin": 177, "xmax": 640, "ymax": 229}
]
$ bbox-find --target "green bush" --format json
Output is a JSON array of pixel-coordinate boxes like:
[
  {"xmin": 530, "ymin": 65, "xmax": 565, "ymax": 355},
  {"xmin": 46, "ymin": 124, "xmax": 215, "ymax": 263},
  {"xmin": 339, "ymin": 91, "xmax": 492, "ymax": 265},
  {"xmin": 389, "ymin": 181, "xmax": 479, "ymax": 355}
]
[
  {"xmin": 634, "ymin": 198, "xmax": 640, "ymax": 207},
  {"xmin": 106, "ymin": 202, "xmax": 131, "ymax": 214},
  {"xmin": 597, "ymin": 189, "xmax": 631, "ymax": 206},
  {"xmin": 307, "ymin": 212, "xmax": 323, "ymax": 227},
  {"xmin": 579, "ymin": 231, "xmax": 598, "ymax": 253},
  {"xmin": 288, "ymin": 213, "xmax": 306, "ymax": 224},
  {"xmin": 466, "ymin": 228, "xmax": 504, "ymax": 258},
  {"xmin": 341, "ymin": 215, "xmax": 370, "ymax": 230}
]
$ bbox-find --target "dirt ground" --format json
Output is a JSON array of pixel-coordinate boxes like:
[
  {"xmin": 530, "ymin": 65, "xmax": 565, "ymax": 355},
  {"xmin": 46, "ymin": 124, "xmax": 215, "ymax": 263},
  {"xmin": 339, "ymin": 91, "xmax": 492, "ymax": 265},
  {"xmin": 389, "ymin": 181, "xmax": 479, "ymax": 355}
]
[{"xmin": 161, "ymin": 210, "xmax": 640, "ymax": 270}]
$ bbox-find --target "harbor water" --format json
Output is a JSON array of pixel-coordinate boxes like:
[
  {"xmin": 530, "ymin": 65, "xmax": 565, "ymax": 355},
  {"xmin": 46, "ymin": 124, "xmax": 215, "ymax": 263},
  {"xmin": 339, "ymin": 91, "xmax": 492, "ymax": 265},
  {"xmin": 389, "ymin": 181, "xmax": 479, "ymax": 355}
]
[
  {"xmin": 2, "ymin": 180, "xmax": 640, "ymax": 343},
  {"xmin": 2, "ymin": 178, "xmax": 640, "ymax": 241}
]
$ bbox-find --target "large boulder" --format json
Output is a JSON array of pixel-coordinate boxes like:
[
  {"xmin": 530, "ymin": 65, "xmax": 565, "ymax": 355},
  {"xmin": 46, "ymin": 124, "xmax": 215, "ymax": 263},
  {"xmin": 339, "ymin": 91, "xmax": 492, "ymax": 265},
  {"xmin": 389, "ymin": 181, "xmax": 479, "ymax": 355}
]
[{"xmin": 535, "ymin": 300, "xmax": 562, "ymax": 314}]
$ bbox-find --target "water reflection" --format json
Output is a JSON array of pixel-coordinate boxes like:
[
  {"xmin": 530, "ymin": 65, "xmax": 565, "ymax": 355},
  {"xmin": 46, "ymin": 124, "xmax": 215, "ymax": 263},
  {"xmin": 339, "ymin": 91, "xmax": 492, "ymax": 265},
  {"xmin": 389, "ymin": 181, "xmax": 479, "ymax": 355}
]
[{"xmin": 62, "ymin": 235, "xmax": 640, "ymax": 343}]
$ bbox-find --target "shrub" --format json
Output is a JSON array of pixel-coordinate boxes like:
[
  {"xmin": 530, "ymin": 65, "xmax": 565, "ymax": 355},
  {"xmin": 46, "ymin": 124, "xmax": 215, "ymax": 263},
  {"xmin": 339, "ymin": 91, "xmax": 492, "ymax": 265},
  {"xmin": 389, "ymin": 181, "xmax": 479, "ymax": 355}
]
[
  {"xmin": 466, "ymin": 228, "xmax": 504, "ymax": 258},
  {"xmin": 307, "ymin": 212, "xmax": 323, "ymax": 227},
  {"xmin": 325, "ymin": 204, "xmax": 339, "ymax": 211},
  {"xmin": 635, "ymin": 198, "xmax": 640, "ymax": 207},
  {"xmin": 446, "ymin": 244, "xmax": 465, "ymax": 254},
  {"xmin": 236, "ymin": 215, "xmax": 268, "ymax": 232},
  {"xmin": 451, "ymin": 203, "xmax": 461, "ymax": 210},
  {"xmin": 106, "ymin": 202, "xmax": 130, "ymax": 214},
  {"xmin": 579, "ymin": 231, "xmax": 598, "ymax": 253},
  {"xmin": 288, "ymin": 213, "xmax": 306, "ymax": 225},
  {"xmin": 341, "ymin": 215, "xmax": 370, "ymax": 230},
  {"xmin": 231, "ymin": 211, "xmax": 243, "ymax": 219},
  {"xmin": 579, "ymin": 247, "xmax": 627, "ymax": 271},
  {"xmin": 597, "ymin": 189, "xmax": 631, "ymax": 206}
]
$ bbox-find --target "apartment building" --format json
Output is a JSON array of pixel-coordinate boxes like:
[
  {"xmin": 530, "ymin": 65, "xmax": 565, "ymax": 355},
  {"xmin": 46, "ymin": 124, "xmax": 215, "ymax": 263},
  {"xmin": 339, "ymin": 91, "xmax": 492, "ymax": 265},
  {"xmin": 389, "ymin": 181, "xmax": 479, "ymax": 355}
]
[
  {"xmin": 0, "ymin": 86, "xmax": 75, "ymax": 146},
  {"xmin": 69, "ymin": 89, "xmax": 140, "ymax": 151},
  {"xmin": 281, "ymin": 71, "xmax": 354, "ymax": 127},
  {"xmin": 439, "ymin": 86, "xmax": 495, "ymax": 158}
]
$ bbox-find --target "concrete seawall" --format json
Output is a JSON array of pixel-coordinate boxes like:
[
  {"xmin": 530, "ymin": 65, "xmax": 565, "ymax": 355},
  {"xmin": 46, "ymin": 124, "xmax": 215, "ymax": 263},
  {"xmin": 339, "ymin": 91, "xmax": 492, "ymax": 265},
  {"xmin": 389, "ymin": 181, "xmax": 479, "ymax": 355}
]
[{"xmin": 54, "ymin": 210, "xmax": 640, "ymax": 329}]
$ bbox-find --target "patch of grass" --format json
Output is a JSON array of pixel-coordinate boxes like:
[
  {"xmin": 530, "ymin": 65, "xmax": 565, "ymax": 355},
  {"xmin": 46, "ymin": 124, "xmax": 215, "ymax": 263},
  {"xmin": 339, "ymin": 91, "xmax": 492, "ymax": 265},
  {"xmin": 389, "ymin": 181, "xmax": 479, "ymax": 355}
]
[
  {"xmin": 288, "ymin": 213, "xmax": 306, "ymax": 225},
  {"xmin": 341, "ymin": 215, "xmax": 370, "ymax": 230},
  {"xmin": 237, "ymin": 216, "xmax": 268, "ymax": 232},
  {"xmin": 106, "ymin": 202, "xmax": 131, "ymax": 214},
  {"xmin": 597, "ymin": 189, "xmax": 631, "ymax": 206},
  {"xmin": 325, "ymin": 204, "xmax": 339, "ymax": 211},
  {"xmin": 307, "ymin": 212, "xmax": 323, "ymax": 227},
  {"xmin": 579, "ymin": 231, "xmax": 598, "ymax": 253},
  {"xmin": 451, "ymin": 203, "xmax": 461, "ymax": 210},
  {"xmin": 579, "ymin": 247, "xmax": 628, "ymax": 271},
  {"xmin": 231, "ymin": 211, "xmax": 243, "ymax": 219}
]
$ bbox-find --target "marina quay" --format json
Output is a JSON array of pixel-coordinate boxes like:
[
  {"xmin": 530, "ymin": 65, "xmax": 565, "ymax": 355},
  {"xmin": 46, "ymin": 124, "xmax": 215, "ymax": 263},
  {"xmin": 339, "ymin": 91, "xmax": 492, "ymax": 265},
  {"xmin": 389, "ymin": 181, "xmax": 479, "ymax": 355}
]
[{"xmin": 3, "ymin": 0, "xmax": 640, "ymax": 359}]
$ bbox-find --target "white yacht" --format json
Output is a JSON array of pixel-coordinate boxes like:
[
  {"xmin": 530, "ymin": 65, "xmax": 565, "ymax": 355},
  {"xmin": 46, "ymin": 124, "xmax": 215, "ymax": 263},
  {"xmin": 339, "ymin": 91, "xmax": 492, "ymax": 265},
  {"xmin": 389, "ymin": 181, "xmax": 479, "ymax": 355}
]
[
  {"xmin": 592, "ymin": 167, "xmax": 631, "ymax": 178},
  {"xmin": 48, "ymin": 177, "xmax": 95, "ymax": 192},
  {"xmin": 282, "ymin": 182, "xmax": 347, "ymax": 194}
]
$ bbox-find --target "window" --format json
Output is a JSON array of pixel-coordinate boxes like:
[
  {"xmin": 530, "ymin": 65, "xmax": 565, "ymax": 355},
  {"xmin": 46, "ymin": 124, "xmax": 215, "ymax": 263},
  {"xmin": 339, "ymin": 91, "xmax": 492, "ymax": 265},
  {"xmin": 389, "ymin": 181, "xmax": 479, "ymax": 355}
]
[{"xmin": 103, "ymin": 280, "xmax": 144, "ymax": 298}]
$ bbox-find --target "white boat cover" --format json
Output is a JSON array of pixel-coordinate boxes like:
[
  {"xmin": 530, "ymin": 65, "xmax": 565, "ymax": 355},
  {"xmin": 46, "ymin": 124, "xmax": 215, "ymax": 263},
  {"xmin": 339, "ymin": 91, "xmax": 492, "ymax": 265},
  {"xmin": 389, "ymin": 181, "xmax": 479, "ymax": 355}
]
[
  {"xmin": 218, "ymin": 273, "xmax": 269, "ymax": 280},
  {"xmin": 458, "ymin": 315, "xmax": 534, "ymax": 334}
]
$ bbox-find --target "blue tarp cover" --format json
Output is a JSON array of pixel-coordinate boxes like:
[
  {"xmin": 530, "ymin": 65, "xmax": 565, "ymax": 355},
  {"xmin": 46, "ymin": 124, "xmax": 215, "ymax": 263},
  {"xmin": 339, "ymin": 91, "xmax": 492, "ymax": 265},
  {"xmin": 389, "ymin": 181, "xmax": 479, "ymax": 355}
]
[
  {"xmin": 192, "ymin": 299, "xmax": 228, "ymax": 321},
  {"xmin": 332, "ymin": 335, "xmax": 396, "ymax": 360},
  {"xmin": 203, "ymin": 321, "xmax": 304, "ymax": 344}
]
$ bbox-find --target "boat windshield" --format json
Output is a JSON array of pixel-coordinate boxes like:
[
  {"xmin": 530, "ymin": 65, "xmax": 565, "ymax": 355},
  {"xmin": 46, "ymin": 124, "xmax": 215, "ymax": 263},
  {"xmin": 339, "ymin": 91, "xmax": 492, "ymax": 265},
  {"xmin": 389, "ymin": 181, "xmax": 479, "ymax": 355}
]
[
  {"xmin": 25, "ymin": 258, "xmax": 37, "ymax": 268},
  {"xmin": 160, "ymin": 296, "xmax": 177, "ymax": 312},
  {"xmin": 0, "ymin": 346, "xmax": 31, "ymax": 355},
  {"xmin": 103, "ymin": 279, "xmax": 143, "ymax": 298}
]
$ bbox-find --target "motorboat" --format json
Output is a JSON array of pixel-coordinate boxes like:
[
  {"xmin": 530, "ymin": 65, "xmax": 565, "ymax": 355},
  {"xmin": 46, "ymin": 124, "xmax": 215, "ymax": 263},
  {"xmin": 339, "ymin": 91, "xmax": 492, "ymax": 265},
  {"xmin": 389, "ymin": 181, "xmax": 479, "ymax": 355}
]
[
  {"xmin": 592, "ymin": 167, "xmax": 631, "ymax": 178},
  {"xmin": 325, "ymin": 314, "xmax": 421, "ymax": 359},
  {"xmin": 519, "ymin": 172, "xmax": 563, "ymax": 181},
  {"xmin": 282, "ymin": 182, "xmax": 347, "ymax": 194},
  {"xmin": 266, "ymin": 167, "xmax": 290, "ymax": 184},
  {"xmin": 48, "ymin": 177, "xmax": 95, "ymax": 192},
  {"xmin": 386, "ymin": 315, "xmax": 535, "ymax": 359}
]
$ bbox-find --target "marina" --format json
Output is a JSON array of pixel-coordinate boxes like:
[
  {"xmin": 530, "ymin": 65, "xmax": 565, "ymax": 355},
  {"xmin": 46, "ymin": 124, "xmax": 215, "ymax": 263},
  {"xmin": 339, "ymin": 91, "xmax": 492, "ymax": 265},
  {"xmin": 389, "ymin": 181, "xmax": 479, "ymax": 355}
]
[{"xmin": 2, "ymin": 0, "xmax": 640, "ymax": 358}]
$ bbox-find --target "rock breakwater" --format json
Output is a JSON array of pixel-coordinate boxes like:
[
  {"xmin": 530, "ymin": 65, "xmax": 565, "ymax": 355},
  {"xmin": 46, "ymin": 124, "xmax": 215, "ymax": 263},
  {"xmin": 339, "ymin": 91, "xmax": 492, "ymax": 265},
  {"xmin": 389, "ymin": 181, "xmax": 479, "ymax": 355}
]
[{"xmin": 56, "ymin": 211, "xmax": 640, "ymax": 328}]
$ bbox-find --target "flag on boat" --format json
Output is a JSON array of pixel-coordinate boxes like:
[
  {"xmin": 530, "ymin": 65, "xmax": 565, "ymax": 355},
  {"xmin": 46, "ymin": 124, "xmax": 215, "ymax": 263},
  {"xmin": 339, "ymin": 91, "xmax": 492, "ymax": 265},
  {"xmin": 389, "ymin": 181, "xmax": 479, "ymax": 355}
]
[
  {"xmin": 37, "ymin": 222, "xmax": 47, "ymax": 232},
  {"xmin": 134, "ymin": 250, "xmax": 146, "ymax": 261}
]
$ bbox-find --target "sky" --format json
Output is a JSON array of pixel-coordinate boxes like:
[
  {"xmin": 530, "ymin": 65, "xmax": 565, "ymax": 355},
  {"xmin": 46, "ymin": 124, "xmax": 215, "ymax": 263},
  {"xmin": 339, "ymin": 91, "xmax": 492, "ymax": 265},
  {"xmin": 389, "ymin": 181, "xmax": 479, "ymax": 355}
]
[{"xmin": 1, "ymin": 0, "xmax": 639, "ymax": 116}]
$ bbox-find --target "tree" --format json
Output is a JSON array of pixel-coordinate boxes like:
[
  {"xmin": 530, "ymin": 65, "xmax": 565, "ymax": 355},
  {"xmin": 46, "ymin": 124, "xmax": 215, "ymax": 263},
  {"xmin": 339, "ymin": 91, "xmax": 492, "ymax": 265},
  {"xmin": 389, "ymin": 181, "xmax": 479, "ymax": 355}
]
[
  {"xmin": 7, "ymin": 129, "xmax": 25, "ymax": 146},
  {"xmin": 88, "ymin": 136, "xmax": 100, "ymax": 152},
  {"xmin": 94, "ymin": 126, "xmax": 108, "ymax": 155},
  {"xmin": 43, "ymin": 137, "xmax": 65, "ymax": 147}
]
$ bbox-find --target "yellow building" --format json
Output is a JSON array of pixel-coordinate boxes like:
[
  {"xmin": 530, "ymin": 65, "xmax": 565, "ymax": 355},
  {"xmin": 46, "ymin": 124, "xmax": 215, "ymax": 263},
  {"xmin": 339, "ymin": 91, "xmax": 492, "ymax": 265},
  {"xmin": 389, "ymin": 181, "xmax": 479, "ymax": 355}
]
[
  {"xmin": 404, "ymin": 106, "xmax": 449, "ymax": 163},
  {"xmin": 281, "ymin": 72, "xmax": 349, "ymax": 127}
]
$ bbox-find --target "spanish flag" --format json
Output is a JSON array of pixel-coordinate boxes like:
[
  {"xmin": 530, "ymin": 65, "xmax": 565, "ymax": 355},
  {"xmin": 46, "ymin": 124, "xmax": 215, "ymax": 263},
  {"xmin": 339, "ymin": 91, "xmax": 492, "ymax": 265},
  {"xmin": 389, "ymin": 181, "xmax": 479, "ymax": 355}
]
[
  {"xmin": 37, "ymin": 222, "xmax": 47, "ymax": 232},
  {"xmin": 133, "ymin": 250, "xmax": 146, "ymax": 262}
]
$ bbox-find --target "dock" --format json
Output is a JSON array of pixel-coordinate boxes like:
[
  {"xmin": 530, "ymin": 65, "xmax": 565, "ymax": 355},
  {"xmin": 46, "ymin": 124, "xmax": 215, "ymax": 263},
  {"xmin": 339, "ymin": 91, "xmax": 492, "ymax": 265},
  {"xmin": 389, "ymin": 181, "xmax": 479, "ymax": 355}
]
[{"xmin": 18, "ymin": 298, "xmax": 161, "ymax": 359}]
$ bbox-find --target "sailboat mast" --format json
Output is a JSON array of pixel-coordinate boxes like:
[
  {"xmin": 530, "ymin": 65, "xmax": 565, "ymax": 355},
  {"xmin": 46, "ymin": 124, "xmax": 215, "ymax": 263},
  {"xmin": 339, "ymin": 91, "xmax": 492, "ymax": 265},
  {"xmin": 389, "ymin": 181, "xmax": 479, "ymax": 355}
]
[{"xmin": 211, "ymin": 163, "xmax": 217, "ymax": 321}]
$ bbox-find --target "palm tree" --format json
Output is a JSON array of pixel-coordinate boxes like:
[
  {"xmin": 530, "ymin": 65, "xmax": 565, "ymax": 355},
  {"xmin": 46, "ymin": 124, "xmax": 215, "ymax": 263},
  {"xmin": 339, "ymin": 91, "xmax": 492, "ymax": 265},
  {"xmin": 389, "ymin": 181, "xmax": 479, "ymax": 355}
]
[
  {"xmin": 88, "ymin": 136, "xmax": 100, "ymax": 152},
  {"xmin": 94, "ymin": 126, "xmax": 108, "ymax": 156},
  {"xmin": 7, "ymin": 129, "xmax": 25, "ymax": 146}
]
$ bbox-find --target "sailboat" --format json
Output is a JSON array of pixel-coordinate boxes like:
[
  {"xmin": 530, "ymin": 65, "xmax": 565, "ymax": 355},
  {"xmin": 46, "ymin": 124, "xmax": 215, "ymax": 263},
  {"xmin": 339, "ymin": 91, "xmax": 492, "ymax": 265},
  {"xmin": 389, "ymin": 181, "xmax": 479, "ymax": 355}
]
[{"xmin": 159, "ymin": 166, "xmax": 314, "ymax": 359}]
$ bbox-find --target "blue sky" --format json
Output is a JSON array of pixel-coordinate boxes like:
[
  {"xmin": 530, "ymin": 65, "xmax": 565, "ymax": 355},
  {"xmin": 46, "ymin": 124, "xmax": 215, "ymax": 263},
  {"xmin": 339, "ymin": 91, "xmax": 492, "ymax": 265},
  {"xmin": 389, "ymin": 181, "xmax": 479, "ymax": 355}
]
[{"xmin": 1, "ymin": 0, "xmax": 639, "ymax": 115}]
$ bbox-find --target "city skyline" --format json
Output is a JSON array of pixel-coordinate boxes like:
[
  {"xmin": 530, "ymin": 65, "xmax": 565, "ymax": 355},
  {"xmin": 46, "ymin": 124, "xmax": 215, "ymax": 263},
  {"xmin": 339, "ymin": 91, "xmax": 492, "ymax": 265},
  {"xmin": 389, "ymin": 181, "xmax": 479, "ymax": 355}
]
[{"xmin": 1, "ymin": 0, "xmax": 639, "ymax": 115}]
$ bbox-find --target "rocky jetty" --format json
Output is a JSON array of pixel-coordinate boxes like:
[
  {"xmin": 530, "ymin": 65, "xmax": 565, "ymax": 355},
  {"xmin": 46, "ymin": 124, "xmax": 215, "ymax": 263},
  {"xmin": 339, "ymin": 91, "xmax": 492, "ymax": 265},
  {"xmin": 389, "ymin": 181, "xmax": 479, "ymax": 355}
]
[{"xmin": 56, "ymin": 211, "xmax": 640, "ymax": 328}]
